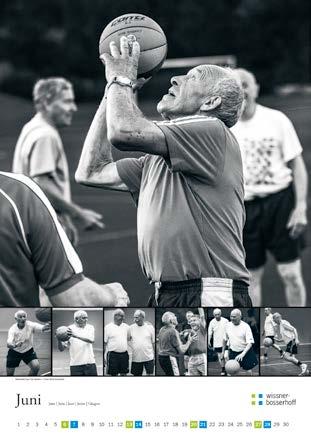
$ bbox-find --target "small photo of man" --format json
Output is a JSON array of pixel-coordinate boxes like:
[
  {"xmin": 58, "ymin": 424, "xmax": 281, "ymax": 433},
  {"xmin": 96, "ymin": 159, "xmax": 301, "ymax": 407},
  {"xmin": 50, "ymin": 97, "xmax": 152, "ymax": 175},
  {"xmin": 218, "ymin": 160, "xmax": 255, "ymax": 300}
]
[
  {"xmin": 52, "ymin": 308, "xmax": 103, "ymax": 376},
  {"xmin": 104, "ymin": 308, "xmax": 155, "ymax": 376},
  {"xmin": 0, "ymin": 308, "xmax": 51, "ymax": 376},
  {"xmin": 155, "ymin": 308, "xmax": 207, "ymax": 376},
  {"xmin": 260, "ymin": 307, "xmax": 310, "ymax": 376},
  {"xmin": 207, "ymin": 307, "xmax": 259, "ymax": 376}
]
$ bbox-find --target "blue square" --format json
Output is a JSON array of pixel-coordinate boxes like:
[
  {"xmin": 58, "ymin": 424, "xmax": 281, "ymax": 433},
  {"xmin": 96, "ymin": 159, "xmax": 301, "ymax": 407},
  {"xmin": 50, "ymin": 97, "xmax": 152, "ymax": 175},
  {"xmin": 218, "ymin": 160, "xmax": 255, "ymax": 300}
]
[
  {"xmin": 258, "ymin": 394, "xmax": 263, "ymax": 398},
  {"xmin": 70, "ymin": 421, "xmax": 78, "ymax": 428},
  {"xmin": 135, "ymin": 421, "xmax": 143, "ymax": 428},
  {"xmin": 199, "ymin": 421, "xmax": 208, "ymax": 428},
  {"xmin": 264, "ymin": 421, "xmax": 271, "ymax": 429},
  {"xmin": 258, "ymin": 401, "xmax": 263, "ymax": 405}
]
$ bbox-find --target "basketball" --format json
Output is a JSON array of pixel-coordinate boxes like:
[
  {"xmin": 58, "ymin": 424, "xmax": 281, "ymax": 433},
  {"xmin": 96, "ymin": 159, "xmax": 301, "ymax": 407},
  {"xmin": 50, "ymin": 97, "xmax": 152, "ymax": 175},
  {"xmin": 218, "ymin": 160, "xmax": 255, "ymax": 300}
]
[
  {"xmin": 225, "ymin": 359, "xmax": 240, "ymax": 375},
  {"xmin": 263, "ymin": 337, "xmax": 273, "ymax": 347},
  {"xmin": 55, "ymin": 326, "xmax": 70, "ymax": 341},
  {"xmin": 99, "ymin": 13, "xmax": 167, "ymax": 78},
  {"xmin": 35, "ymin": 308, "xmax": 51, "ymax": 323}
]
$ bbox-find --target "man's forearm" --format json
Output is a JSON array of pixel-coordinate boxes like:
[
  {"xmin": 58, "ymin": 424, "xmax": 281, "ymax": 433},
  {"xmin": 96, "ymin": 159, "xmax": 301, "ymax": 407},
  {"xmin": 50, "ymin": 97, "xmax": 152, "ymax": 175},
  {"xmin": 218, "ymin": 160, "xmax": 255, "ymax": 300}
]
[
  {"xmin": 34, "ymin": 175, "xmax": 81, "ymax": 218},
  {"xmin": 290, "ymin": 155, "xmax": 308, "ymax": 208},
  {"xmin": 76, "ymin": 95, "xmax": 113, "ymax": 180},
  {"xmin": 72, "ymin": 334, "xmax": 94, "ymax": 344}
]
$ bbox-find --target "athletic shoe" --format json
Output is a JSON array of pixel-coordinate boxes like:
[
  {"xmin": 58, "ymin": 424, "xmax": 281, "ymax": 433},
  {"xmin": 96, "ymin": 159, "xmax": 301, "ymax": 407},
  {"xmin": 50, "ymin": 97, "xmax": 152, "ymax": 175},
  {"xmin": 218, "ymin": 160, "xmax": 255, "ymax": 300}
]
[
  {"xmin": 221, "ymin": 370, "xmax": 227, "ymax": 376},
  {"xmin": 280, "ymin": 351, "xmax": 285, "ymax": 359},
  {"xmin": 298, "ymin": 363, "xmax": 308, "ymax": 376}
]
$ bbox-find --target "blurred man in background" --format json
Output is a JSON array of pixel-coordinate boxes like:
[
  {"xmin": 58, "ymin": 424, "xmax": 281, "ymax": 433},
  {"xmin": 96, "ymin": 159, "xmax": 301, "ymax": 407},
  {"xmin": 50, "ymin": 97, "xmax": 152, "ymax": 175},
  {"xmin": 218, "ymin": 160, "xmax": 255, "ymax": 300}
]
[
  {"xmin": 13, "ymin": 77, "xmax": 104, "ymax": 245},
  {"xmin": 76, "ymin": 36, "xmax": 251, "ymax": 308},
  {"xmin": 6, "ymin": 310, "xmax": 50, "ymax": 376},
  {"xmin": 232, "ymin": 68, "xmax": 308, "ymax": 307},
  {"xmin": 57, "ymin": 310, "xmax": 97, "ymax": 376},
  {"xmin": 187, "ymin": 308, "xmax": 207, "ymax": 376},
  {"xmin": 262, "ymin": 307, "xmax": 275, "ymax": 362}
]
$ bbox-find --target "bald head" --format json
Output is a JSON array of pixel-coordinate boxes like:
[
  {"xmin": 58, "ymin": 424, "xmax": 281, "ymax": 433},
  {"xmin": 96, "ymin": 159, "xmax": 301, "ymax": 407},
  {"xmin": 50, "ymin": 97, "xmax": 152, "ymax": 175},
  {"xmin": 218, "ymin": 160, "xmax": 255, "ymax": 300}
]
[
  {"xmin": 230, "ymin": 309, "xmax": 242, "ymax": 325},
  {"xmin": 15, "ymin": 310, "xmax": 27, "ymax": 320}
]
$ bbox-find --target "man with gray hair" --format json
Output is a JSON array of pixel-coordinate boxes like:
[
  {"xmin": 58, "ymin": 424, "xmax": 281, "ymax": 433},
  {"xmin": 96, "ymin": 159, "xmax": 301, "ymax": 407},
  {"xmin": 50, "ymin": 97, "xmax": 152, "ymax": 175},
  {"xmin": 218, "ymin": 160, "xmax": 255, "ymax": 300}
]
[
  {"xmin": 221, "ymin": 309, "xmax": 258, "ymax": 375},
  {"xmin": 57, "ymin": 310, "xmax": 97, "ymax": 376},
  {"xmin": 128, "ymin": 309, "xmax": 155, "ymax": 376},
  {"xmin": 157, "ymin": 311, "xmax": 196, "ymax": 376},
  {"xmin": 232, "ymin": 68, "xmax": 308, "ymax": 307},
  {"xmin": 13, "ymin": 77, "xmax": 104, "ymax": 245},
  {"xmin": 208, "ymin": 308, "xmax": 229, "ymax": 375},
  {"xmin": 6, "ymin": 310, "xmax": 50, "ymax": 376},
  {"xmin": 104, "ymin": 309, "xmax": 130, "ymax": 376},
  {"xmin": 76, "ymin": 35, "xmax": 250, "ymax": 308}
]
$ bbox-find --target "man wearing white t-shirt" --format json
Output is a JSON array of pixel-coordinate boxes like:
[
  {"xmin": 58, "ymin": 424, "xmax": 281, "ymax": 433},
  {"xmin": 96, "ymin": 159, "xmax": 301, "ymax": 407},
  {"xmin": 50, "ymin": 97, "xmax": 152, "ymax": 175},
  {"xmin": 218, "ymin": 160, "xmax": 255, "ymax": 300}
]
[
  {"xmin": 232, "ymin": 69, "xmax": 308, "ymax": 307},
  {"xmin": 269, "ymin": 312, "xmax": 308, "ymax": 376},
  {"xmin": 208, "ymin": 308, "xmax": 229, "ymax": 375},
  {"xmin": 221, "ymin": 309, "xmax": 258, "ymax": 374},
  {"xmin": 262, "ymin": 307, "xmax": 275, "ymax": 362},
  {"xmin": 128, "ymin": 310, "xmax": 155, "ymax": 376},
  {"xmin": 104, "ymin": 309, "xmax": 129, "ymax": 376},
  {"xmin": 57, "ymin": 310, "xmax": 97, "ymax": 376},
  {"xmin": 6, "ymin": 310, "xmax": 50, "ymax": 376}
]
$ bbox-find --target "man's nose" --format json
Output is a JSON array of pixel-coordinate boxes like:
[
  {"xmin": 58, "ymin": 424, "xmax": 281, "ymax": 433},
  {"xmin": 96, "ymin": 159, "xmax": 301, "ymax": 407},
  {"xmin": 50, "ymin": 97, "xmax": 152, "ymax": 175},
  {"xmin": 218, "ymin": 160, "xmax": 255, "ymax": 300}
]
[{"xmin": 170, "ymin": 76, "xmax": 182, "ymax": 86}]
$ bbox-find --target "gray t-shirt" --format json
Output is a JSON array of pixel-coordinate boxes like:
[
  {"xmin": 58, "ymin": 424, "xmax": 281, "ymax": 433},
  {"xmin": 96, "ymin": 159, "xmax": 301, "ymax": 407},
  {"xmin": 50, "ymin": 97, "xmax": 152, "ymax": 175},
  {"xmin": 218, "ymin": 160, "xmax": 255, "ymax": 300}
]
[{"xmin": 116, "ymin": 115, "xmax": 249, "ymax": 284}]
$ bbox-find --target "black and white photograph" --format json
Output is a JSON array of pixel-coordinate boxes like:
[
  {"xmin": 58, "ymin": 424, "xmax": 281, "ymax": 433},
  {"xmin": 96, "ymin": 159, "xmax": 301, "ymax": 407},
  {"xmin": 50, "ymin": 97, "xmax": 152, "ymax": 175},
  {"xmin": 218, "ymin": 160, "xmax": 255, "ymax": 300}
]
[
  {"xmin": 207, "ymin": 307, "xmax": 260, "ymax": 376},
  {"xmin": 52, "ymin": 308, "xmax": 103, "ymax": 376},
  {"xmin": 260, "ymin": 307, "xmax": 311, "ymax": 376},
  {"xmin": 0, "ymin": 2, "xmax": 309, "ymax": 311},
  {"xmin": 0, "ymin": 308, "xmax": 51, "ymax": 376},
  {"xmin": 104, "ymin": 308, "xmax": 155, "ymax": 376},
  {"xmin": 155, "ymin": 308, "xmax": 207, "ymax": 376}
]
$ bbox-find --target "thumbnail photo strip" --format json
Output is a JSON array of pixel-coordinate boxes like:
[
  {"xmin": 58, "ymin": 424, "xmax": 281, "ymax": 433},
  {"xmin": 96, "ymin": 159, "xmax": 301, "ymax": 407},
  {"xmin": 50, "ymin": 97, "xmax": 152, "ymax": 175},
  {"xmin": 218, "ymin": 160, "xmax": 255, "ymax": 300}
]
[{"xmin": 0, "ymin": 307, "xmax": 310, "ymax": 377}]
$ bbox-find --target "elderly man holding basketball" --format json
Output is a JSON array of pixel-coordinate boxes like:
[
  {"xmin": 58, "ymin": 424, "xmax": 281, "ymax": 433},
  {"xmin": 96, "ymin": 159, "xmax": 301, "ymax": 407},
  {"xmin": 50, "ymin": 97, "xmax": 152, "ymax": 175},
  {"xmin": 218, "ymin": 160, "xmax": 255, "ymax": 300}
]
[{"xmin": 76, "ymin": 35, "xmax": 250, "ymax": 307}]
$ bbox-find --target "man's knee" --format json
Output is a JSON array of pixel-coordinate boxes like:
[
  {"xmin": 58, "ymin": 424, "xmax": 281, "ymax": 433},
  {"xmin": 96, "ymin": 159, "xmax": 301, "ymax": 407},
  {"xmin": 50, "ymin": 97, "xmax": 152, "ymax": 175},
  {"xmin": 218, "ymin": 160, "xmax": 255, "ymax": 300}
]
[{"xmin": 277, "ymin": 260, "xmax": 303, "ymax": 285}]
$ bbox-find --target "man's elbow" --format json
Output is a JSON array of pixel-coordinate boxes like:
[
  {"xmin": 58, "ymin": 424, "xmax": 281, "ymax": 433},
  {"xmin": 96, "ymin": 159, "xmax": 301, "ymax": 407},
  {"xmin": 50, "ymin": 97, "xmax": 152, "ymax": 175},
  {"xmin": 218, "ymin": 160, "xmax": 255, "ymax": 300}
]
[
  {"xmin": 107, "ymin": 126, "xmax": 135, "ymax": 151},
  {"xmin": 75, "ymin": 170, "xmax": 87, "ymax": 185}
]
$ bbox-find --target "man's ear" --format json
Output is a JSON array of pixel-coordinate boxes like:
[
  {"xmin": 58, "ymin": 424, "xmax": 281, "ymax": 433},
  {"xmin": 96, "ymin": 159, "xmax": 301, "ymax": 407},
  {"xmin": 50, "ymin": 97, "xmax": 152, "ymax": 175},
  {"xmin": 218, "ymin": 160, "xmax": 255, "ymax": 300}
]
[{"xmin": 200, "ymin": 96, "xmax": 222, "ymax": 112}]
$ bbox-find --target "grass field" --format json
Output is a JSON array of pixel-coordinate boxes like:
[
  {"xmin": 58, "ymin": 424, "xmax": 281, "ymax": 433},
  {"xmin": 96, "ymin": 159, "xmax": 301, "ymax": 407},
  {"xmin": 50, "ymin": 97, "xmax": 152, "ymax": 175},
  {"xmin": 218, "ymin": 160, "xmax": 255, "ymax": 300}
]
[{"xmin": 0, "ymin": 92, "xmax": 311, "ymax": 306}]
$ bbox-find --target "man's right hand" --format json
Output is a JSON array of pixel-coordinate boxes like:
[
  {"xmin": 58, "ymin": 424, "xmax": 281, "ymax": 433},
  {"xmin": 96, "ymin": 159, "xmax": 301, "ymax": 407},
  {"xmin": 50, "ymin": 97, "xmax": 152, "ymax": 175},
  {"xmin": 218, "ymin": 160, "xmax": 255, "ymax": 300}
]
[{"xmin": 76, "ymin": 207, "xmax": 105, "ymax": 230}]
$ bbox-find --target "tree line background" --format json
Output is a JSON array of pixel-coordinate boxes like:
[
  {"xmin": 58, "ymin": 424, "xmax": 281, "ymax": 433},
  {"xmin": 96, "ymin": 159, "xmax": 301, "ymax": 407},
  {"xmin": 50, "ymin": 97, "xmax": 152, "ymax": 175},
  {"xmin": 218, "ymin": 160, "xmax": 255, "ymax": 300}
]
[{"xmin": 0, "ymin": 0, "xmax": 309, "ymax": 100}]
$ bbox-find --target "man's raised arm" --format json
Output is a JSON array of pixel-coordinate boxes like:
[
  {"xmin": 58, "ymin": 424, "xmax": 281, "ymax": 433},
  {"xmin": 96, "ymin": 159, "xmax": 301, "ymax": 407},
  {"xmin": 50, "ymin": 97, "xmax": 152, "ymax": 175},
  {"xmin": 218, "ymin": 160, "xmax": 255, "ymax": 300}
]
[{"xmin": 75, "ymin": 93, "xmax": 128, "ymax": 191}]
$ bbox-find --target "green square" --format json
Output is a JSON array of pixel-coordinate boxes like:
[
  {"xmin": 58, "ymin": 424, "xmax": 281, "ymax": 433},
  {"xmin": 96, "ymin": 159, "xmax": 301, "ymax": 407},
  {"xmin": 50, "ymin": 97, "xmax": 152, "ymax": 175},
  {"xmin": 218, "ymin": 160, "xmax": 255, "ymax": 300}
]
[
  {"xmin": 254, "ymin": 421, "xmax": 262, "ymax": 428},
  {"xmin": 126, "ymin": 421, "xmax": 133, "ymax": 429},
  {"xmin": 251, "ymin": 401, "xmax": 256, "ymax": 405},
  {"xmin": 190, "ymin": 421, "xmax": 198, "ymax": 428},
  {"xmin": 251, "ymin": 393, "xmax": 256, "ymax": 398},
  {"xmin": 61, "ymin": 421, "xmax": 69, "ymax": 429}
]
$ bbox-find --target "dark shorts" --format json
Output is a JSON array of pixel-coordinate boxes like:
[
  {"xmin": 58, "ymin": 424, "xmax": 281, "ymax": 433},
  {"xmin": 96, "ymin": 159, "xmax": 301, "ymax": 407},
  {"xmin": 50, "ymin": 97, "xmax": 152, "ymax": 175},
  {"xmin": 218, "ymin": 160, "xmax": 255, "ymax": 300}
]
[
  {"xmin": 286, "ymin": 340, "xmax": 298, "ymax": 355},
  {"xmin": 70, "ymin": 363, "xmax": 97, "ymax": 376},
  {"xmin": 131, "ymin": 360, "xmax": 154, "ymax": 376},
  {"xmin": 229, "ymin": 347, "xmax": 258, "ymax": 371},
  {"xmin": 107, "ymin": 351, "xmax": 129, "ymax": 376},
  {"xmin": 158, "ymin": 355, "xmax": 179, "ymax": 376},
  {"xmin": 147, "ymin": 278, "xmax": 251, "ymax": 307},
  {"xmin": 214, "ymin": 346, "xmax": 228, "ymax": 353},
  {"xmin": 7, "ymin": 347, "xmax": 38, "ymax": 368},
  {"xmin": 244, "ymin": 185, "xmax": 305, "ymax": 269}
]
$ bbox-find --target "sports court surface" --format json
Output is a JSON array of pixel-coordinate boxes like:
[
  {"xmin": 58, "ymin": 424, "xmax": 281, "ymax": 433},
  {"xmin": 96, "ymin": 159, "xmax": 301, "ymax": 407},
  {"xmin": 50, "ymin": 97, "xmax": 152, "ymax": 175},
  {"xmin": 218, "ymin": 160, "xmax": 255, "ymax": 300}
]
[
  {"xmin": 0, "ymin": 330, "xmax": 51, "ymax": 376},
  {"xmin": 0, "ymin": 93, "xmax": 310, "ymax": 306},
  {"xmin": 260, "ymin": 343, "xmax": 311, "ymax": 376},
  {"xmin": 207, "ymin": 353, "xmax": 260, "ymax": 377},
  {"xmin": 52, "ymin": 348, "xmax": 103, "ymax": 376}
]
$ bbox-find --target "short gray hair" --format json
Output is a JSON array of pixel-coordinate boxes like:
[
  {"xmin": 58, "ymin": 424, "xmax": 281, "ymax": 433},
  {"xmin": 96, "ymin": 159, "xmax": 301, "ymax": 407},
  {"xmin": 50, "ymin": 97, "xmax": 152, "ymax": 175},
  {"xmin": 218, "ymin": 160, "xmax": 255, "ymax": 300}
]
[
  {"xmin": 161, "ymin": 311, "xmax": 175, "ymax": 325},
  {"xmin": 134, "ymin": 310, "xmax": 145, "ymax": 318},
  {"xmin": 15, "ymin": 310, "xmax": 27, "ymax": 319},
  {"xmin": 33, "ymin": 77, "xmax": 72, "ymax": 111},
  {"xmin": 199, "ymin": 65, "xmax": 243, "ymax": 127},
  {"xmin": 74, "ymin": 310, "xmax": 88, "ymax": 320}
]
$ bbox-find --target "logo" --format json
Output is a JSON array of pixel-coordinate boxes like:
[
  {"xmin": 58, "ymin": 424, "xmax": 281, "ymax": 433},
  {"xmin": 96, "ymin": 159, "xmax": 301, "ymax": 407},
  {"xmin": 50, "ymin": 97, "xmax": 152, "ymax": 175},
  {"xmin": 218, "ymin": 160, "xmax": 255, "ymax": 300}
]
[
  {"xmin": 111, "ymin": 15, "xmax": 145, "ymax": 27},
  {"xmin": 251, "ymin": 393, "xmax": 264, "ymax": 406}
]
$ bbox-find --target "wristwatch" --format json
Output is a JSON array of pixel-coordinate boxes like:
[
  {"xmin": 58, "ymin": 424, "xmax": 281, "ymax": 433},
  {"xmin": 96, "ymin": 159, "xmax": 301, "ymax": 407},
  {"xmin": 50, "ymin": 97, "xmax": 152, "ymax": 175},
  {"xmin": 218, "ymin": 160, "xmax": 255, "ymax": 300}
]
[{"xmin": 107, "ymin": 76, "xmax": 134, "ymax": 90}]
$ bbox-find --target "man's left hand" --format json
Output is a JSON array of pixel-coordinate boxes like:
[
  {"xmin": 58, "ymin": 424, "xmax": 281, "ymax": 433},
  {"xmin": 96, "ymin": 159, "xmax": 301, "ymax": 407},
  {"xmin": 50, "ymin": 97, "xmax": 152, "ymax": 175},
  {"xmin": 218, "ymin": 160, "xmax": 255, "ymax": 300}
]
[
  {"xmin": 235, "ymin": 352, "xmax": 245, "ymax": 362},
  {"xmin": 287, "ymin": 205, "xmax": 307, "ymax": 239},
  {"xmin": 101, "ymin": 35, "xmax": 140, "ymax": 83}
]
